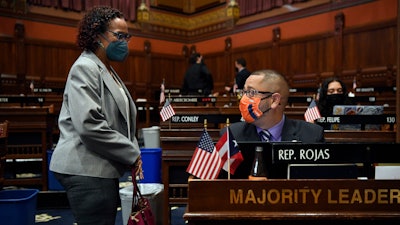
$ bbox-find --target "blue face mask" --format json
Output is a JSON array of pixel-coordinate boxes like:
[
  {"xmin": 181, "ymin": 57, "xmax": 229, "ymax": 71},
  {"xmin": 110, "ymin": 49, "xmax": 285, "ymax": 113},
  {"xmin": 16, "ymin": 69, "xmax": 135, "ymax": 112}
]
[{"xmin": 106, "ymin": 40, "xmax": 129, "ymax": 62}]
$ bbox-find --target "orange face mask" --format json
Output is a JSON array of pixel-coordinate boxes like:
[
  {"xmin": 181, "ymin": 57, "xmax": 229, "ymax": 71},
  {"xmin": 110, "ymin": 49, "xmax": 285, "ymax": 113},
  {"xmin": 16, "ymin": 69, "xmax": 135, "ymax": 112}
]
[{"xmin": 239, "ymin": 95, "xmax": 269, "ymax": 123}]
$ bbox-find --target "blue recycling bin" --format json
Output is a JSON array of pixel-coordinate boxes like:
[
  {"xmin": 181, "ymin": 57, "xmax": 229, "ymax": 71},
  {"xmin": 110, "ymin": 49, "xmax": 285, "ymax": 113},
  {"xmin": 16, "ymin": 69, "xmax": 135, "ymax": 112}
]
[
  {"xmin": 140, "ymin": 148, "xmax": 162, "ymax": 183},
  {"xmin": 0, "ymin": 189, "xmax": 39, "ymax": 225},
  {"xmin": 47, "ymin": 150, "xmax": 64, "ymax": 190}
]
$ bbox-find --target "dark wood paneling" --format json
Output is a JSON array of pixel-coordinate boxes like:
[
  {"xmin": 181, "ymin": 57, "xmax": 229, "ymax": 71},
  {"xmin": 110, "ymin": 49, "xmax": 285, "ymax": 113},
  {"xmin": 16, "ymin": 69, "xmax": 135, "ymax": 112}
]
[
  {"xmin": 318, "ymin": 37, "xmax": 336, "ymax": 73},
  {"xmin": 152, "ymin": 55, "xmax": 186, "ymax": 89},
  {"xmin": 0, "ymin": 19, "xmax": 396, "ymax": 101},
  {"xmin": 24, "ymin": 41, "xmax": 80, "ymax": 81},
  {"xmin": 343, "ymin": 25, "xmax": 397, "ymax": 69},
  {"xmin": 0, "ymin": 37, "xmax": 16, "ymax": 75}
]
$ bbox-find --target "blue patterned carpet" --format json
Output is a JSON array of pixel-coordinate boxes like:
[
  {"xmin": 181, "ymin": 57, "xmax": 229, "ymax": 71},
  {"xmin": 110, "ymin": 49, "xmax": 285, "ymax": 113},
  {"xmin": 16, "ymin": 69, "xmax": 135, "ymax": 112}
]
[
  {"xmin": 6, "ymin": 171, "xmax": 186, "ymax": 225},
  {"xmin": 35, "ymin": 206, "xmax": 186, "ymax": 225},
  {"xmin": 35, "ymin": 208, "xmax": 122, "ymax": 225}
]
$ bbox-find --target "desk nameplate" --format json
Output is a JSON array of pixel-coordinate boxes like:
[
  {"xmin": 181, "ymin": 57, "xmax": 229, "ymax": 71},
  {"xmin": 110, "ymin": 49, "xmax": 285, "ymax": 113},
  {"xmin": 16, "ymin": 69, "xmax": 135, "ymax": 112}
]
[
  {"xmin": 170, "ymin": 114, "xmax": 242, "ymax": 123},
  {"xmin": 269, "ymin": 143, "xmax": 400, "ymax": 164},
  {"xmin": 187, "ymin": 180, "xmax": 400, "ymax": 213},
  {"xmin": 33, "ymin": 88, "xmax": 64, "ymax": 93},
  {"xmin": 0, "ymin": 96, "xmax": 45, "ymax": 104},
  {"xmin": 170, "ymin": 97, "xmax": 216, "ymax": 103},
  {"xmin": 316, "ymin": 115, "xmax": 396, "ymax": 124}
]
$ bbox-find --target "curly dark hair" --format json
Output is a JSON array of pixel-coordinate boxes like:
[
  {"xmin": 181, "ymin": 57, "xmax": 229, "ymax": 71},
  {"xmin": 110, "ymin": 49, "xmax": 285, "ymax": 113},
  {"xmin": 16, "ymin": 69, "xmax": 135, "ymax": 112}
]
[
  {"xmin": 77, "ymin": 6, "xmax": 124, "ymax": 52},
  {"xmin": 317, "ymin": 77, "xmax": 352, "ymax": 116}
]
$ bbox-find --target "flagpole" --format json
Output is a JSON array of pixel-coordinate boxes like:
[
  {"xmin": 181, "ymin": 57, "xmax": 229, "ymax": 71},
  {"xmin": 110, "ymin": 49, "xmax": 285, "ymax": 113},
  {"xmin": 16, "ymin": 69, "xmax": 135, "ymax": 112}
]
[
  {"xmin": 160, "ymin": 78, "xmax": 165, "ymax": 106},
  {"xmin": 168, "ymin": 92, "xmax": 172, "ymax": 129},
  {"xmin": 226, "ymin": 118, "xmax": 231, "ymax": 180}
]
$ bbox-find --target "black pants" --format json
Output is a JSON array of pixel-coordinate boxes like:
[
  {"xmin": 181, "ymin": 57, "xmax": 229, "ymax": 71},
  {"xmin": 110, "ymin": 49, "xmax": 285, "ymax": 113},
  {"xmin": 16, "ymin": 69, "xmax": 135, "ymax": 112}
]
[{"xmin": 54, "ymin": 172, "xmax": 120, "ymax": 225}]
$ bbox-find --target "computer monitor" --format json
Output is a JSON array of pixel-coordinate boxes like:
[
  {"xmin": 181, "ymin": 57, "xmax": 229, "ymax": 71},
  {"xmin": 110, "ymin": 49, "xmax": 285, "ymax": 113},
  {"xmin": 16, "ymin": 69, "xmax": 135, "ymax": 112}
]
[
  {"xmin": 332, "ymin": 105, "xmax": 384, "ymax": 130},
  {"xmin": 332, "ymin": 105, "xmax": 384, "ymax": 115}
]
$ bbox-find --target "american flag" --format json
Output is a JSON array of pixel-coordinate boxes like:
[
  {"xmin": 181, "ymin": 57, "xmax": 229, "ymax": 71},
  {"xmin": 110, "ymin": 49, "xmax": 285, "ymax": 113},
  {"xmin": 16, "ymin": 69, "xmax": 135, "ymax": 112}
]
[
  {"xmin": 186, "ymin": 130, "xmax": 222, "ymax": 179},
  {"xmin": 304, "ymin": 99, "xmax": 321, "ymax": 122},
  {"xmin": 160, "ymin": 99, "xmax": 175, "ymax": 122},
  {"xmin": 215, "ymin": 127, "xmax": 243, "ymax": 175}
]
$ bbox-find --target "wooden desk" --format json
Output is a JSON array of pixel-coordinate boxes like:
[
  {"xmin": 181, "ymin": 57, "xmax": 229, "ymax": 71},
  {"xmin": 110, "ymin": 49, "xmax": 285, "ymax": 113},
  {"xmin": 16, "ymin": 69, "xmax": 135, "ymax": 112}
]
[
  {"xmin": 160, "ymin": 106, "xmax": 241, "ymax": 129},
  {"xmin": 160, "ymin": 105, "xmax": 397, "ymax": 225},
  {"xmin": 0, "ymin": 106, "xmax": 55, "ymax": 190},
  {"xmin": 184, "ymin": 179, "xmax": 400, "ymax": 224},
  {"xmin": 0, "ymin": 95, "xmax": 45, "ymax": 107},
  {"xmin": 0, "ymin": 120, "xmax": 8, "ymax": 190},
  {"xmin": 161, "ymin": 128, "xmax": 220, "ymax": 225},
  {"xmin": 162, "ymin": 139, "xmax": 399, "ymax": 225},
  {"xmin": 325, "ymin": 130, "xmax": 396, "ymax": 142}
]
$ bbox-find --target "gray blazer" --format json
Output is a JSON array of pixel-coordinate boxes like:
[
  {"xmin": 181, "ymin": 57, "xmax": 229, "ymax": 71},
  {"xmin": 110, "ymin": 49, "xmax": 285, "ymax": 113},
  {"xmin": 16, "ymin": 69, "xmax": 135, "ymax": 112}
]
[{"xmin": 50, "ymin": 51, "xmax": 140, "ymax": 178}]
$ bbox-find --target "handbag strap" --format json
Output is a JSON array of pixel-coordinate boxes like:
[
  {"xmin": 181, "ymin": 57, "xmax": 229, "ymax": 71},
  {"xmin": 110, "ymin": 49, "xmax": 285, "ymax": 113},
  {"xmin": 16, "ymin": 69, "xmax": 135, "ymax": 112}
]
[
  {"xmin": 130, "ymin": 167, "xmax": 144, "ymax": 215},
  {"xmin": 132, "ymin": 168, "xmax": 144, "ymax": 198}
]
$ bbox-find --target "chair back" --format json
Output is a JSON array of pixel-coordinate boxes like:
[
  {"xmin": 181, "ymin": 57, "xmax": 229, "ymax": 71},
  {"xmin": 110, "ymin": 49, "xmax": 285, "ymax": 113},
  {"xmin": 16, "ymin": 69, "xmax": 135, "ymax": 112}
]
[{"xmin": 0, "ymin": 120, "xmax": 9, "ymax": 190}]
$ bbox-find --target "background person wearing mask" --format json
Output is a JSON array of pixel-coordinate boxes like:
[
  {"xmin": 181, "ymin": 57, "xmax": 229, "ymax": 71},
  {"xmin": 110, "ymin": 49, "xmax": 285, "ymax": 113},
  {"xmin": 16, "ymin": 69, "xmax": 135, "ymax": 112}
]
[
  {"xmin": 317, "ymin": 77, "xmax": 354, "ymax": 117},
  {"xmin": 182, "ymin": 52, "xmax": 214, "ymax": 96},
  {"xmin": 317, "ymin": 77, "xmax": 357, "ymax": 130},
  {"xmin": 220, "ymin": 69, "xmax": 325, "ymax": 179},
  {"xmin": 50, "ymin": 6, "xmax": 142, "ymax": 225}
]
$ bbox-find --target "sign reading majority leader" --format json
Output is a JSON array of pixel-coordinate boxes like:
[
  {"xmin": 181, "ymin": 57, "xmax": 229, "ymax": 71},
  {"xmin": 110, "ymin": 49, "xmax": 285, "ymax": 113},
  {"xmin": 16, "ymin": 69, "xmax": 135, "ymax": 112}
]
[{"xmin": 187, "ymin": 180, "xmax": 400, "ymax": 212}]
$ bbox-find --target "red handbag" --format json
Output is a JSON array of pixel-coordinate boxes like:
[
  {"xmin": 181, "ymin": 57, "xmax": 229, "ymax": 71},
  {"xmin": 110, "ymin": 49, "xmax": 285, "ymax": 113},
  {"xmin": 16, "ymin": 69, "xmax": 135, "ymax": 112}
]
[{"xmin": 127, "ymin": 168, "xmax": 156, "ymax": 225}]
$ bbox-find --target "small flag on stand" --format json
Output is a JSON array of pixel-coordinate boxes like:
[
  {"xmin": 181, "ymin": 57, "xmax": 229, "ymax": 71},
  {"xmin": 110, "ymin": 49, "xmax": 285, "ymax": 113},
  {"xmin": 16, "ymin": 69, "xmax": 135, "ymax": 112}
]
[
  {"xmin": 160, "ymin": 99, "xmax": 175, "ymax": 122},
  {"xmin": 30, "ymin": 80, "xmax": 34, "ymax": 93},
  {"xmin": 186, "ymin": 129, "xmax": 222, "ymax": 180},
  {"xmin": 215, "ymin": 127, "xmax": 243, "ymax": 175},
  {"xmin": 304, "ymin": 99, "xmax": 321, "ymax": 122},
  {"xmin": 353, "ymin": 76, "xmax": 357, "ymax": 91},
  {"xmin": 159, "ymin": 79, "xmax": 165, "ymax": 104}
]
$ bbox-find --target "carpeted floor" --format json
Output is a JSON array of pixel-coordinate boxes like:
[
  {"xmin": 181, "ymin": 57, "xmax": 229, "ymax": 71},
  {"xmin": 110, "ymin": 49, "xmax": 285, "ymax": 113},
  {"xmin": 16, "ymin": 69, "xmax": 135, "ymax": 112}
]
[
  {"xmin": 35, "ymin": 206, "xmax": 186, "ymax": 225},
  {"xmin": 34, "ymin": 171, "xmax": 186, "ymax": 225}
]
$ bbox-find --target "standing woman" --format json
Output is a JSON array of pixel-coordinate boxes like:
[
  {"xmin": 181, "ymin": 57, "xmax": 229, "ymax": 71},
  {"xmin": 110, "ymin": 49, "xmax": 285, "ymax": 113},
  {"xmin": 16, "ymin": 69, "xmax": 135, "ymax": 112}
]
[{"xmin": 50, "ymin": 6, "xmax": 141, "ymax": 225}]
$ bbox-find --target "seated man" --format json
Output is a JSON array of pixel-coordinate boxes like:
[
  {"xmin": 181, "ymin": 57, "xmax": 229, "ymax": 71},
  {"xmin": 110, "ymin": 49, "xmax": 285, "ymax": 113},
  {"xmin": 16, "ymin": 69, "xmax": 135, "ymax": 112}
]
[{"xmin": 220, "ymin": 69, "xmax": 325, "ymax": 179}]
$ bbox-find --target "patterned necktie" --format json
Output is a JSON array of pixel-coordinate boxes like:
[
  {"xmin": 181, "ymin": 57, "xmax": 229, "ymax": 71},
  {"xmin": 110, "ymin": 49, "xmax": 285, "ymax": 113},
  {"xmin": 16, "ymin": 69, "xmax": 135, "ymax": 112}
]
[{"xmin": 260, "ymin": 130, "xmax": 272, "ymax": 142}]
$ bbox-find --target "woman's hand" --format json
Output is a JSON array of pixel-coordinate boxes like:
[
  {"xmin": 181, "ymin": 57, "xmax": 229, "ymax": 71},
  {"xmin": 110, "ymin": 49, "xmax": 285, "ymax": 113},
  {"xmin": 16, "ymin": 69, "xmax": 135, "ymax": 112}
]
[{"xmin": 133, "ymin": 156, "xmax": 144, "ymax": 180}]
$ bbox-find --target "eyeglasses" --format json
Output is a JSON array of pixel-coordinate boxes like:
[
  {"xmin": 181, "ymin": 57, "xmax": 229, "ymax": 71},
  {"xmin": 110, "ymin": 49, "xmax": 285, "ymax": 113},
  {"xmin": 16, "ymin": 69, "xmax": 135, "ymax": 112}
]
[
  {"xmin": 108, "ymin": 30, "xmax": 132, "ymax": 41},
  {"xmin": 240, "ymin": 89, "xmax": 274, "ymax": 98}
]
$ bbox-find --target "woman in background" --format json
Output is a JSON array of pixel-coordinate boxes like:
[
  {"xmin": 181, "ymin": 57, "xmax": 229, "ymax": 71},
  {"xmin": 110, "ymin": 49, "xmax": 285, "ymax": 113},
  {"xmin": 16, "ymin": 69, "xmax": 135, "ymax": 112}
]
[
  {"xmin": 317, "ymin": 77, "xmax": 355, "ymax": 129},
  {"xmin": 317, "ymin": 77, "xmax": 353, "ymax": 117}
]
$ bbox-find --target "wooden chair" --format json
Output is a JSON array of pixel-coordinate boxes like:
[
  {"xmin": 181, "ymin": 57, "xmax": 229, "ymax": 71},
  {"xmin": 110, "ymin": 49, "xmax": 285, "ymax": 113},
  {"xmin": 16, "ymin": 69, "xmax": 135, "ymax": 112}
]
[{"xmin": 0, "ymin": 120, "xmax": 9, "ymax": 190}]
